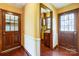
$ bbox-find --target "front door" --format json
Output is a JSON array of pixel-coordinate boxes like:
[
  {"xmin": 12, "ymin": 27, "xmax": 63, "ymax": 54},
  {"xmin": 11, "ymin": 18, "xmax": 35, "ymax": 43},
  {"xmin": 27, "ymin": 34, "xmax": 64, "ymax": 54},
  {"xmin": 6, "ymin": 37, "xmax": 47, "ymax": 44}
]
[
  {"xmin": 59, "ymin": 12, "xmax": 77, "ymax": 51},
  {"xmin": 2, "ymin": 11, "xmax": 21, "ymax": 51}
]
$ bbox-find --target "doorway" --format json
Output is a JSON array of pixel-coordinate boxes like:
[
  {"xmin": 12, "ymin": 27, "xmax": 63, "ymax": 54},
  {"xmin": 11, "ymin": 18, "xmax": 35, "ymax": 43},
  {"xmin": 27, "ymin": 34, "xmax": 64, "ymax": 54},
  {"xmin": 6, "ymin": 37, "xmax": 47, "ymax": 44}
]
[{"xmin": 40, "ymin": 4, "xmax": 53, "ymax": 55}]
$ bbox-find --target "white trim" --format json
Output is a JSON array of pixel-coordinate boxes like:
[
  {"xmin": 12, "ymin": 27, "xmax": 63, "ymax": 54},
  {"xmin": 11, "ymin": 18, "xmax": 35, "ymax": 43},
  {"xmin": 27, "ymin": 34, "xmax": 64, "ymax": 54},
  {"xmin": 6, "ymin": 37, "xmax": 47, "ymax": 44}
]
[
  {"xmin": 1, "ymin": 46, "xmax": 21, "ymax": 53},
  {"xmin": 60, "ymin": 46, "xmax": 77, "ymax": 53}
]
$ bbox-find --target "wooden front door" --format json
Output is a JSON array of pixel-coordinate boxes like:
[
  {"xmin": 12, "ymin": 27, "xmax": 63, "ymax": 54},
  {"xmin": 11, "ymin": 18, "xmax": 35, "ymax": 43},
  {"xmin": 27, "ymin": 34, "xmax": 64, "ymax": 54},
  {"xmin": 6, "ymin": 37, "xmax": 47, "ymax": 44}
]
[
  {"xmin": 2, "ymin": 11, "xmax": 21, "ymax": 51},
  {"xmin": 58, "ymin": 12, "xmax": 77, "ymax": 51}
]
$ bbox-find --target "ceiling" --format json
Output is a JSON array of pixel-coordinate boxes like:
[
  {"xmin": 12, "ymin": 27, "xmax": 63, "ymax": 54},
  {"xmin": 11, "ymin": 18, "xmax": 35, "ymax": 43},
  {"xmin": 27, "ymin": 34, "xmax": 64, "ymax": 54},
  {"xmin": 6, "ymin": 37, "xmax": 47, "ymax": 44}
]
[
  {"xmin": 9, "ymin": 3, "xmax": 26, "ymax": 8},
  {"xmin": 9, "ymin": 3, "xmax": 71, "ymax": 9},
  {"xmin": 52, "ymin": 3, "xmax": 71, "ymax": 8}
]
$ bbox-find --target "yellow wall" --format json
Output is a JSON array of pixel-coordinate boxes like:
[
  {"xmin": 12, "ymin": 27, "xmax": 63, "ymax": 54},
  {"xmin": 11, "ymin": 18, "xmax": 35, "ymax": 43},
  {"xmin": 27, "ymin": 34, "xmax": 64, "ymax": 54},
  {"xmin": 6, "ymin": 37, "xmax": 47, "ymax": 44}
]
[
  {"xmin": 0, "ymin": 3, "xmax": 24, "ymax": 46},
  {"xmin": 58, "ymin": 3, "xmax": 79, "ymax": 14},
  {"xmin": 0, "ymin": 3, "xmax": 23, "ymax": 14},
  {"xmin": 24, "ymin": 3, "xmax": 40, "ymax": 39}
]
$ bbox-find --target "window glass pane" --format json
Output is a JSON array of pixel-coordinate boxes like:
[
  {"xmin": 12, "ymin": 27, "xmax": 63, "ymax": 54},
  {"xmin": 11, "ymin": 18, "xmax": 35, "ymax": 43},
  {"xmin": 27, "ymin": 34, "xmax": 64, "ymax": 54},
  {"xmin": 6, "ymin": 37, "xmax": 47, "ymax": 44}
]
[
  {"xmin": 64, "ymin": 25, "xmax": 68, "ymax": 31},
  {"xmin": 65, "ymin": 20, "xmax": 68, "ymax": 26},
  {"xmin": 71, "ymin": 22, "xmax": 74, "ymax": 26},
  {"xmin": 5, "ymin": 14, "xmax": 10, "ymax": 22},
  {"xmin": 11, "ymin": 15, "xmax": 15, "ymax": 23},
  {"xmin": 60, "ymin": 25, "xmax": 64, "ymax": 31},
  {"xmin": 15, "ymin": 24, "xmax": 18, "ymax": 31},
  {"xmin": 61, "ymin": 21, "xmax": 64, "ymax": 26},
  {"xmin": 6, "ymin": 23, "xmax": 10, "ymax": 31},
  {"xmin": 69, "ymin": 26, "xmax": 72, "ymax": 31},
  {"xmin": 11, "ymin": 24, "xmax": 14, "ymax": 31},
  {"xmin": 69, "ymin": 26, "xmax": 74, "ymax": 31},
  {"xmin": 69, "ymin": 20, "xmax": 72, "ymax": 25},
  {"xmin": 64, "ymin": 15, "xmax": 68, "ymax": 21},
  {"xmin": 15, "ymin": 16, "xmax": 18, "ymax": 23},
  {"xmin": 69, "ymin": 13, "xmax": 74, "ymax": 20},
  {"xmin": 47, "ymin": 18, "xmax": 51, "ymax": 29},
  {"xmin": 71, "ymin": 26, "xmax": 74, "ymax": 31},
  {"xmin": 69, "ymin": 19, "xmax": 74, "ymax": 26},
  {"xmin": 60, "ymin": 15, "xmax": 65, "ymax": 21},
  {"xmin": 15, "ymin": 16, "xmax": 18, "ymax": 20}
]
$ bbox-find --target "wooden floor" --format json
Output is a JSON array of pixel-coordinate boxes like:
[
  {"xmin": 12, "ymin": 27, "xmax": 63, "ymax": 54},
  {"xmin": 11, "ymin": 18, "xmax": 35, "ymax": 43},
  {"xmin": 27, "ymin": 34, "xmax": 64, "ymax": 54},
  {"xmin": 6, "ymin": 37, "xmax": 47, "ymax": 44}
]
[
  {"xmin": 0, "ymin": 47, "xmax": 28, "ymax": 56},
  {"xmin": 1, "ymin": 44, "xmax": 79, "ymax": 56},
  {"xmin": 41, "ymin": 43, "xmax": 79, "ymax": 56}
]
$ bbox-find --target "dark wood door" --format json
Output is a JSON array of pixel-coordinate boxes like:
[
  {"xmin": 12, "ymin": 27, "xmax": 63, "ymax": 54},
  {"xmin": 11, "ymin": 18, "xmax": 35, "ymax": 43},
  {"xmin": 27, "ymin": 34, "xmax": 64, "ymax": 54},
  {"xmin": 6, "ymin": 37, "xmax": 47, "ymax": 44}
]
[
  {"xmin": 44, "ymin": 33, "xmax": 50, "ymax": 48},
  {"xmin": 2, "ymin": 11, "xmax": 21, "ymax": 51},
  {"xmin": 59, "ymin": 12, "xmax": 77, "ymax": 51},
  {"xmin": 59, "ymin": 32, "xmax": 77, "ymax": 50}
]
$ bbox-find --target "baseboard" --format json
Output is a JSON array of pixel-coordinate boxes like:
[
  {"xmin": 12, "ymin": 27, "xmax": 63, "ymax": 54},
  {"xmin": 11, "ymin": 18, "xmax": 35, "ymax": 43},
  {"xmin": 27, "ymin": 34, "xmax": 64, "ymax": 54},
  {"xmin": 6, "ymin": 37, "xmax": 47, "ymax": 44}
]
[
  {"xmin": 59, "ymin": 46, "xmax": 77, "ymax": 53},
  {"xmin": 1, "ymin": 46, "xmax": 21, "ymax": 53},
  {"xmin": 21, "ymin": 46, "xmax": 31, "ymax": 56}
]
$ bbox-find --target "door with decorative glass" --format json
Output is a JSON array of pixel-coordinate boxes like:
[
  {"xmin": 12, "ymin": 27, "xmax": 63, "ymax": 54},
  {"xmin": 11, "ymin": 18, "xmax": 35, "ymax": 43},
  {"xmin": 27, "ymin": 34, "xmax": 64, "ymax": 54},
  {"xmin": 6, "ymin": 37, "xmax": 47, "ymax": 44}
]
[
  {"xmin": 2, "ymin": 11, "xmax": 21, "ymax": 50},
  {"xmin": 59, "ymin": 12, "xmax": 77, "ymax": 51}
]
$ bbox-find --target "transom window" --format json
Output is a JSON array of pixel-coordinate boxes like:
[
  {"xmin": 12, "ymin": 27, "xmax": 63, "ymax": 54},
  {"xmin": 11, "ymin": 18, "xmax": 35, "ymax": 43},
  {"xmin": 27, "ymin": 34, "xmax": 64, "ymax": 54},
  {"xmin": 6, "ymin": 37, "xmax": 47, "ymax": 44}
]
[{"xmin": 60, "ymin": 13, "xmax": 75, "ymax": 31}]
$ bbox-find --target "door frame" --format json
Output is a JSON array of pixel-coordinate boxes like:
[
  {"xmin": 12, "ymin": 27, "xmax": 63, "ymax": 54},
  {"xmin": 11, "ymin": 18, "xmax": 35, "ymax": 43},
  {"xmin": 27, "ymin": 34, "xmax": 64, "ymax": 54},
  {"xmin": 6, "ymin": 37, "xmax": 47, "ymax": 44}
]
[{"xmin": 40, "ymin": 3, "xmax": 53, "ymax": 51}]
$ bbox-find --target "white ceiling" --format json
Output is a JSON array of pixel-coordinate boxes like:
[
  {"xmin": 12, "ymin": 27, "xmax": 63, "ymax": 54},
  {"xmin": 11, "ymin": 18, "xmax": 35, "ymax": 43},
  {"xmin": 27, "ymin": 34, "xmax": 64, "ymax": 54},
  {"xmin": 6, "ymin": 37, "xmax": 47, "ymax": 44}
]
[
  {"xmin": 9, "ymin": 3, "xmax": 71, "ymax": 9},
  {"xmin": 52, "ymin": 3, "xmax": 71, "ymax": 8},
  {"xmin": 9, "ymin": 3, "xmax": 26, "ymax": 8}
]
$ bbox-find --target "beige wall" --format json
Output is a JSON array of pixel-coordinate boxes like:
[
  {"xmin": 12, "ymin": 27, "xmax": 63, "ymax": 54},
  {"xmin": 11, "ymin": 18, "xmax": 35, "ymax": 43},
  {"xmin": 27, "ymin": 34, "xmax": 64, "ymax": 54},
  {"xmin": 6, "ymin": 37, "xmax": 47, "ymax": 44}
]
[
  {"xmin": 0, "ymin": 3, "xmax": 24, "ymax": 46},
  {"xmin": 58, "ymin": 3, "xmax": 79, "ymax": 14},
  {"xmin": 0, "ymin": 3, "xmax": 23, "ymax": 14},
  {"xmin": 24, "ymin": 3, "xmax": 40, "ymax": 39}
]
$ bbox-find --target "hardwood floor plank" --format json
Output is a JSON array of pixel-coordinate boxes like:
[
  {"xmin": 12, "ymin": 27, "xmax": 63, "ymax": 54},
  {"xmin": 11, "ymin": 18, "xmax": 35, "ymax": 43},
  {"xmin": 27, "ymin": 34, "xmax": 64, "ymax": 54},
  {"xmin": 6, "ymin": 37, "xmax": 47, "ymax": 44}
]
[{"xmin": 0, "ymin": 47, "xmax": 28, "ymax": 56}]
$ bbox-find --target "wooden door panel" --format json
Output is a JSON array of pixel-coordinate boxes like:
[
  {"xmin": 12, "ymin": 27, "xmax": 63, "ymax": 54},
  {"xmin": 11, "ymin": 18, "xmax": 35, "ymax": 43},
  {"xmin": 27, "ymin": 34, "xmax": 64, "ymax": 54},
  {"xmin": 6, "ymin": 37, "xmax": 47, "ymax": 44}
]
[
  {"xmin": 14, "ymin": 32, "xmax": 20, "ymax": 46},
  {"xmin": 44, "ymin": 33, "xmax": 50, "ymax": 48},
  {"xmin": 59, "ymin": 32, "xmax": 66, "ymax": 46},
  {"xmin": 59, "ymin": 32, "xmax": 77, "ymax": 50},
  {"xmin": 2, "ymin": 32, "xmax": 14, "ymax": 50}
]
